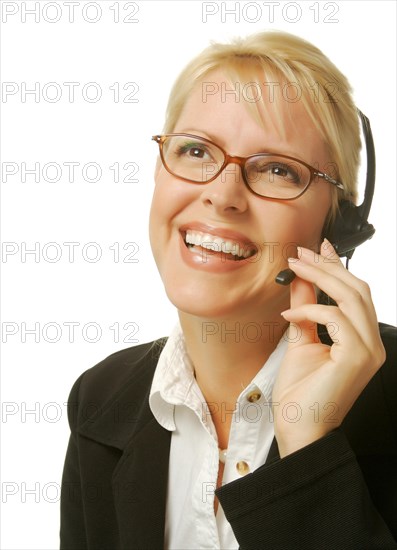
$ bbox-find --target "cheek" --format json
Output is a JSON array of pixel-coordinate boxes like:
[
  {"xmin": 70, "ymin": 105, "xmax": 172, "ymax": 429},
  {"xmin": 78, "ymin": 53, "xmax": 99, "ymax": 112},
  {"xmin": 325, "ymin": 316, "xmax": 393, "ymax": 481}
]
[
  {"xmin": 292, "ymin": 191, "xmax": 332, "ymax": 249},
  {"xmin": 259, "ymin": 192, "xmax": 331, "ymax": 255},
  {"xmin": 148, "ymin": 173, "xmax": 198, "ymax": 263},
  {"xmin": 149, "ymin": 178, "xmax": 168, "ymax": 264},
  {"xmin": 148, "ymin": 182, "xmax": 161, "ymax": 234}
]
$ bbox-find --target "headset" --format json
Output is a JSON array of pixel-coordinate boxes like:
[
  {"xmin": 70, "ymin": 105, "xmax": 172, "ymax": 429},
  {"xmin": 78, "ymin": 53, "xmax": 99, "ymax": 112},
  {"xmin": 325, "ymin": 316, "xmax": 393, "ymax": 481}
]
[
  {"xmin": 326, "ymin": 109, "xmax": 376, "ymax": 260},
  {"xmin": 275, "ymin": 109, "xmax": 376, "ymax": 286}
]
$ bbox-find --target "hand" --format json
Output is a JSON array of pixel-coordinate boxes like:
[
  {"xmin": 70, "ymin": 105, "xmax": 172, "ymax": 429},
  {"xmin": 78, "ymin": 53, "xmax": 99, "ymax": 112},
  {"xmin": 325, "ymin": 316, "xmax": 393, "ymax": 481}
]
[{"xmin": 272, "ymin": 239, "xmax": 386, "ymax": 458}]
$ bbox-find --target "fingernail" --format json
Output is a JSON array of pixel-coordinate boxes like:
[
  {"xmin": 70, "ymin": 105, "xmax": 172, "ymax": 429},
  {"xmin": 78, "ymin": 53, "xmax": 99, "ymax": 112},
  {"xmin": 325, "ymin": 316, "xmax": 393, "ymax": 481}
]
[
  {"xmin": 295, "ymin": 246, "xmax": 312, "ymax": 263},
  {"xmin": 287, "ymin": 246, "xmax": 301, "ymax": 263},
  {"xmin": 322, "ymin": 238, "xmax": 336, "ymax": 255},
  {"xmin": 323, "ymin": 237, "xmax": 334, "ymax": 248}
]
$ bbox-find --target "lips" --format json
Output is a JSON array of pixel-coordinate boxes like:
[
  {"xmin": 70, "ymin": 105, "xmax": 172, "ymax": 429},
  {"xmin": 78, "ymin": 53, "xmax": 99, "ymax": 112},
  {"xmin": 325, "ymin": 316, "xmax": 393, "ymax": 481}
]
[{"xmin": 179, "ymin": 223, "xmax": 257, "ymax": 261}]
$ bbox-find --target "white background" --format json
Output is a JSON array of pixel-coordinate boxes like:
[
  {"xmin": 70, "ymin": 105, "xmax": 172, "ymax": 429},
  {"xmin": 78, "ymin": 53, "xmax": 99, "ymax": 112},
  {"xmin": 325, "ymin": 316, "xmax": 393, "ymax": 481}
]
[{"xmin": 1, "ymin": 1, "xmax": 396, "ymax": 548}]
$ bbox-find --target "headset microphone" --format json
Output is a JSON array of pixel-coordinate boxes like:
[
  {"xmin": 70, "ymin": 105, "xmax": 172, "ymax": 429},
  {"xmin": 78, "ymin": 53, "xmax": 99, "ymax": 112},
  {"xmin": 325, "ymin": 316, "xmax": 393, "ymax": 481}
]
[{"xmin": 275, "ymin": 109, "xmax": 376, "ymax": 285}]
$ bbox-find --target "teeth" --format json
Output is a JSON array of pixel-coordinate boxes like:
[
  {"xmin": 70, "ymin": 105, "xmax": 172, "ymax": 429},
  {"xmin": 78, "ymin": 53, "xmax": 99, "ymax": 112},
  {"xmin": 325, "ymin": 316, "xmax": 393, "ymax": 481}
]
[{"xmin": 184, "ymin": 230, "xmax": 255, "ymax": 259}]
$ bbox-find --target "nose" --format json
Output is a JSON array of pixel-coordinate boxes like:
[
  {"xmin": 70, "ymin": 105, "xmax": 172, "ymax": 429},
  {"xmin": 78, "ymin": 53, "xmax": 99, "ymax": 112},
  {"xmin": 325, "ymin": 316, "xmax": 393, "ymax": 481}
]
[{"xmin": 200, "ymin": 162, "xmax": 249, "ymax": 214}]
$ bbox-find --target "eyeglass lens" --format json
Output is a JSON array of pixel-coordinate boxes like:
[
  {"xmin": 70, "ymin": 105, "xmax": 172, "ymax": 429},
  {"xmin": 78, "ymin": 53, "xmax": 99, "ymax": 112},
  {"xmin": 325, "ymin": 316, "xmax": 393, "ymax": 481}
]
[{"xmin": 161, "ymin": 135, "xmax": 311, "ymax": 199}]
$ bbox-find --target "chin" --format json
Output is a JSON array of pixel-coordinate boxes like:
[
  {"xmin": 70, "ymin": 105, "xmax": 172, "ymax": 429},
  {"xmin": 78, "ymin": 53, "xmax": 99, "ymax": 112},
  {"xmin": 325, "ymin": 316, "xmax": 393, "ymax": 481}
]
[
  {"xmin": 162, "ymin": 280, "xmax": 232, "ymax": 319},
  {"xmin": 162, "ymin": 273, "xmax": 286, "ymax": 322}
]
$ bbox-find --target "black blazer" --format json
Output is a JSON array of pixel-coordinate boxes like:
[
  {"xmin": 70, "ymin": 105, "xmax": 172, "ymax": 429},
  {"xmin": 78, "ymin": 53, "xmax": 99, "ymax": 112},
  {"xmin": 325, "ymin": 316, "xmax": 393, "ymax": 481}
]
[{"xmin": 60, "ymin": 323, "xmax": 397, "ymax": 549}]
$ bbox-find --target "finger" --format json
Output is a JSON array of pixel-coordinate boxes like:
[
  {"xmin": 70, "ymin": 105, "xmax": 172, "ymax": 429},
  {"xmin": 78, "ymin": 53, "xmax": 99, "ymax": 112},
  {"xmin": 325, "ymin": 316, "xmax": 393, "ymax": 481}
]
[
  {"xmin": 282, "ymin": 304, "xmax": 362, "ymax": 350},
  {"xmin": 321, "ymin": 238, "xmax": 344, "ymax": 266},
  {"xmin": 298, "ymin": 241, "xmax": 378, "ymax": 319},
  {"xmin": 290, "ymin": 273, "xmax": 316, "ymax": 310},
  {"xmin": 320, "ymin": 239, "xmax": 378, "ymax": 321},
  {"xmin": 281, "ymin": 303, "xmax": 384, "ymax": 373},
  {"xmin": 282, "ymin": 275, "xmax": 318, "ymax": 347},
  {"xmin": 287, "ymin": 252, "xmax": 380, "ymax": 348}
]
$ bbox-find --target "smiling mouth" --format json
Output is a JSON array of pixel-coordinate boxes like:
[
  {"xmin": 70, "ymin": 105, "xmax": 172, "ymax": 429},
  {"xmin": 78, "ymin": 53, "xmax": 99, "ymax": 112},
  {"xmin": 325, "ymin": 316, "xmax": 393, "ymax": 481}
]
[{"xmin": 182, "ymin": 230, "xmax": 257, "ymax": 261}]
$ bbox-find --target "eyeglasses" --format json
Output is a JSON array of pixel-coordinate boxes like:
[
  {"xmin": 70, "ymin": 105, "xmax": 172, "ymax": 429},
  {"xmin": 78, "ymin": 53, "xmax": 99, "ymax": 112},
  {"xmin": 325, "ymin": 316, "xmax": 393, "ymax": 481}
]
[{"xmin": 152, "ymin": 133, "xmax": 346, "ymax": 200}]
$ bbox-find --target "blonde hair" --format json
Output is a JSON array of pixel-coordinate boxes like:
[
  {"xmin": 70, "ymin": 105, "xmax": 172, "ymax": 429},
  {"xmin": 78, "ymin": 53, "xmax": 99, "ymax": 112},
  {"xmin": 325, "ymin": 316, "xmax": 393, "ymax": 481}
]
[{"xmin": 162, "ymin": 31, "xmax": 361, "ymax": 225}]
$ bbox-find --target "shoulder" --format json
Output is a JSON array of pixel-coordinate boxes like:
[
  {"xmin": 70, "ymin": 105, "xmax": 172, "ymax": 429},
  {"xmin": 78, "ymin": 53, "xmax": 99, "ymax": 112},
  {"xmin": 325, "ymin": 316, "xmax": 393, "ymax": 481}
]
[
  {"xmin": 377, "ymin": 322, "xmax": 397, "ymax": 417},
  {"xmin": 378, "ymin": 322, "xmax": 397, "ymax": 383},
  {"xmin": 66, "ymin": 337, "xmax": 168, "ymax": 427},
  {"xmin": 379, "ymin": 322, "xmax": 397, "ymax": 354}
]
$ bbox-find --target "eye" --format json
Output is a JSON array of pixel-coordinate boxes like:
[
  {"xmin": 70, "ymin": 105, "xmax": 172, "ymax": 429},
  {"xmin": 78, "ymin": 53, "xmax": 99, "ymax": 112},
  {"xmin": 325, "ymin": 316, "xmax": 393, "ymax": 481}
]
[
  {"xmin": 175, "ymin": 141, "xmax": 213, "ymax": 161},
  {"xmin": 264, "ymin": 162, "xmax": 300, "ymax": 183},
  {"xmin": 250, "ymin": 158, "xmax": 303, "ymax": 186}
]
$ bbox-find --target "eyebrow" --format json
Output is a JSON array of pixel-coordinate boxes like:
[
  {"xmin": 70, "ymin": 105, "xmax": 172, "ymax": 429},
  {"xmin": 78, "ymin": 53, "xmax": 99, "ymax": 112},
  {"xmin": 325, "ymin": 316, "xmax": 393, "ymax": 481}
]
[
  {"xmin": 175, "ymin": 128, "xmax": 305, "ymax": 160},
  {"xmin": 176, "ymin": 128, "xmax": 222, "ymax": 144}
]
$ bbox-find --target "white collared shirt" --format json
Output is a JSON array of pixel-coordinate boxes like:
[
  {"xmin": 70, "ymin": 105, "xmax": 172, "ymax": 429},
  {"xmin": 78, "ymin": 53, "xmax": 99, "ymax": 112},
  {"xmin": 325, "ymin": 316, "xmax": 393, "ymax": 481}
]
[{"xmin": 149, "ymin": 322, "xmax": 288, "ymax": 550}]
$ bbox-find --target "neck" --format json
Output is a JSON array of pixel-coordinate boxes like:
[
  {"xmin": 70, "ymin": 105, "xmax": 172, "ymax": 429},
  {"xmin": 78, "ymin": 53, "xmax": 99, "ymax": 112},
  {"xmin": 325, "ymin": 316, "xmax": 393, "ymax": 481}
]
[{"xmin": 178, "ymin": 306, "xmax": 288, "ymax": 447}]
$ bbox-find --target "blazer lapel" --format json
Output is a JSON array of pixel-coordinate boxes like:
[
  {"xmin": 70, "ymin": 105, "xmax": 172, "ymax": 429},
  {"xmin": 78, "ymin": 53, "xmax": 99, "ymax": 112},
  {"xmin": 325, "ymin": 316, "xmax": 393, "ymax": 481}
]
[
  {"xmin": 112, "ymin": 415, "xmax": 171, "ymax": 548},
  {"xmin": 77, "ymin": 341, "xmax": 171, "ymax": 549},
  {"xmin": 265, "ymin": 436, "xmax": 280, "ymax": 464}
]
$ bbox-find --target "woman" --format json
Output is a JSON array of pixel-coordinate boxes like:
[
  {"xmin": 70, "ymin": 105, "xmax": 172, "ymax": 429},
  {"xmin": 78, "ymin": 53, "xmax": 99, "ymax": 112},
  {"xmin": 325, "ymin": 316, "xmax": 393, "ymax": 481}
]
[{"xmin": 60, "ymin": 31, "xmax": 397, "ymax": 549}]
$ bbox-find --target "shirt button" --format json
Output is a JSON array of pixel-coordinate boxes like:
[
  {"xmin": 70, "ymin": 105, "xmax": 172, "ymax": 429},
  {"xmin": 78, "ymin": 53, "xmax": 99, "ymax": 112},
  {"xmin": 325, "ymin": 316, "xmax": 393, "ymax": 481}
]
[
  {"xmin": 236, "ymin": 461, "xmax": 250, "ymax": 475},
  {"xmin": 247, "ymin": 390, "xmax": 261, "ymax": 403}
]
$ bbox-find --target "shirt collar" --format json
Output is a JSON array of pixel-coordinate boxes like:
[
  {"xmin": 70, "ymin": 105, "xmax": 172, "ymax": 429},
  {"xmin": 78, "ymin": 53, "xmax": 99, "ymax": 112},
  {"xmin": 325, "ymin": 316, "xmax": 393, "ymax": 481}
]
[
  {"xmin": 149, "ymin": 323, "xmax": 194, "ymax": 430},
  {"xmin": 149, "ymin": 322, "xmax": 288, "ymax": 431}
]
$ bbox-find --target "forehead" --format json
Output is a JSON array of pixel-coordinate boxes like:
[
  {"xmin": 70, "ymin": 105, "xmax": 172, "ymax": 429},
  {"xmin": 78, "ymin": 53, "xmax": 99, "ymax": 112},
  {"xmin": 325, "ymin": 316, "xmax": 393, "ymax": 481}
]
[{"xmin": 173, "ymin": 69, "xmax": 328, "ymax": 163}]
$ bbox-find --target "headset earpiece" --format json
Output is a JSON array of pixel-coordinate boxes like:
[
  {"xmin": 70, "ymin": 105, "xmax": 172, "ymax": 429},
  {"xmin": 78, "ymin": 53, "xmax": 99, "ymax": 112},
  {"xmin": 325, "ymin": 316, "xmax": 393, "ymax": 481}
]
[
  {"xmin": 326, "ymin": 199, "xmax": 375, "ymax": 259},
  {"xmin": 324, "ymin": 110, "xmax": 376, "ymax": 259}
]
